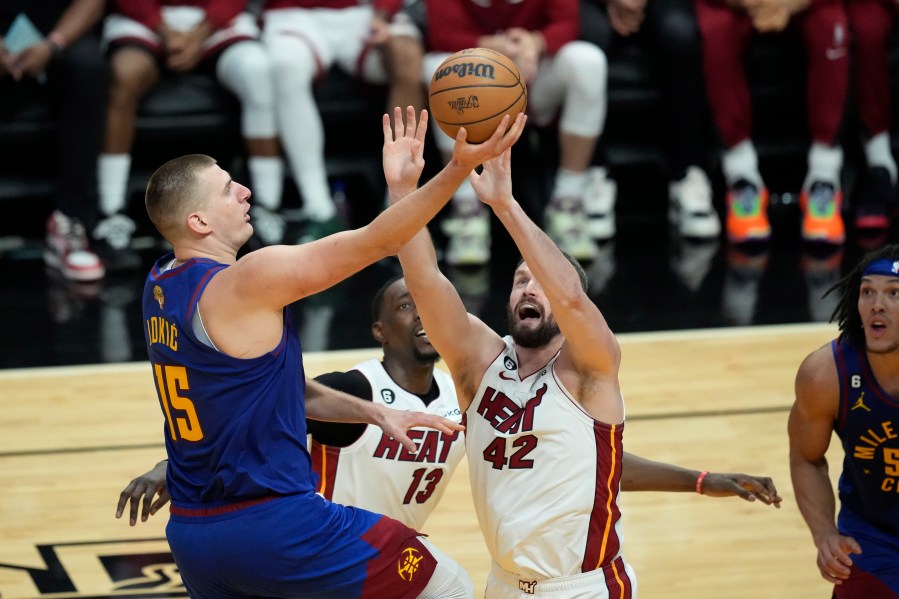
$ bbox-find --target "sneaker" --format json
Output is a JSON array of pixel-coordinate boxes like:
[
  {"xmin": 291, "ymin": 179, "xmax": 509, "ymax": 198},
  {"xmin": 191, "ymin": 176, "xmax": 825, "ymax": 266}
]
[
  {"xmin": 442, "ymin": 210, "xmax": 491, "ymax": 266},
  {"xmin": 725, "ymin": 179, "xmax": 771, "ymax": 244},
  {"xmin": 297, "ymin": 215, "xmax": 343, "ymax": 244},
  {"xmin": 93, "ymin": 213, "xmax": 141, "ymax": 271},
  {"xmin": 44, "ymin": 210, "xmax": 105, "ymax": 281},
  {"xmin": 669, "ymin": 167, "xmax": 721, "ymax": 239},
  {"xmin": 800, "ymin": 181, "xmax": 845, "ymax": 244},
  {"xmin": 583, "ymin": 166, "xmax": 616, "ymax": 240},
  {"xmin": 545, "ymin": 196, "xmax": 598, "ymax": 262},
  {"xmin": 853, "ymin": 166, "xmax": 893, "ymax": 233},
  {"xmin": 251, "ymin": 206, "xmax": 286, "ymax": 245}
]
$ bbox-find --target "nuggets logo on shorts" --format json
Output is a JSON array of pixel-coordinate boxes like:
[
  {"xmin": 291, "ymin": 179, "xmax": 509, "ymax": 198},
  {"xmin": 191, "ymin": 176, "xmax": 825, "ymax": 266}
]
[
  {"xmin": 153, "ymin": 285, "xmax": 164, "ymax": 309},
  {"xmin": 397, "ymin": 547, "xmax": 423, "ymax": 582}
]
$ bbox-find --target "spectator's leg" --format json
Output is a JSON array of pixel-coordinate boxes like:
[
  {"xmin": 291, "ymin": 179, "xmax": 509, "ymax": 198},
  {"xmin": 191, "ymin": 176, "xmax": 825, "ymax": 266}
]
[
  {"xmin": 645, "ymin": 0, "xmax": 721, "ymax": 238},
  {"xmin": 797, "ymin": 0, "xmax": 849, "ymax": 244},
  {"xmin": 48, "ymin": 35, "xmax": 107, "ymax": 228},
  {"xmin": 217, "ymin": 40, "xmax": 285, "ymax": 244},
  {"xmin": 99, "ymin": 46, "xmax": 159, "ymax": 218},
  {"xmin": 266, "ymin": 32, "xmax": 336, "ymax": 230},
  {"xmin": 845, "ymin": 0, "xmax": 895, "ymax": 231}
]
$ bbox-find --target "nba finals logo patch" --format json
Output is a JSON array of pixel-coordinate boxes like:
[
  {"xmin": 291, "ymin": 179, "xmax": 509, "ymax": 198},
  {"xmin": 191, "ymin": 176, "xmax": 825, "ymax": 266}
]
[
  {"xmin": 153, "ymin": 285, "xmax": 164, "ymax": 309},
  {"xmin": 448, "ymin": 95, "xmax": 479, "ymax": 115},
  {"xmin": 397, "ymin": 547, "xmax": 423, "ymax": 582}
]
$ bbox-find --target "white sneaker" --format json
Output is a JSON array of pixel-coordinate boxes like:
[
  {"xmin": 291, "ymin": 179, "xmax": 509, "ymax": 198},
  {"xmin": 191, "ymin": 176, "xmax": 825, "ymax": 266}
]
[
  {"xmin": 93, "ymin": 213, "xmax": 136, "ymax": 251},
  {"xmin": 251, "ymin": 206, "xmax": 286, "ymax": 245},
  {"xmin": 668, "ymin": 166, "xmax": 721, "ymax": 239},
  {"xmin": 44, "ymin": 210, "xmax": 105, "ymax": 281},
  {"xmin": 583, "ymin": 166, "xmax": 617, "ymax": 240},
  {"xmin": 545, "ymin": 197, "xmax": 598, "ymax": 262},
  {"xmin": 442, "ymin": 211, "xmax": 490, "ymax": 266}
]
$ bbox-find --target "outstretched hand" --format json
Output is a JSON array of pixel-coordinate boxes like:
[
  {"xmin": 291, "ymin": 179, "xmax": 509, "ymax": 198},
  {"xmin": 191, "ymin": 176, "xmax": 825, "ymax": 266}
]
[
  {"xmin": 451, "ymin": 112, "xmax": 527, "ymax": 174},
  {"xmin": 115, "ymin": 461, "xmax": 170, "ymax": 526},
  {"xmin": 700, "ymin": 472, "xmax": 783, "ymax": 507},
  {"xmin": 383, "ymin": 106, "xmax": 428, "ymax": 196},
  {"xmin": 470, "ymin": 149, "xmax": 514, "ymax": 210},
  {"xmin": 373, "ymin": 405, "xmax": 465, "ymax": 454}
]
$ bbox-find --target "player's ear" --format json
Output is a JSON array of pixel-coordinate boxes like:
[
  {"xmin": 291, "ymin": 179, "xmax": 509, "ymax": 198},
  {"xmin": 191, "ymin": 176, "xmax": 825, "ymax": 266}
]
[
  {"xmin": 187, "ymin": 212, "xmax": 209, "ymax": 234},
  {"xmin": 371, "ymin": 321, "xmax": 386, "ymax": 344}
]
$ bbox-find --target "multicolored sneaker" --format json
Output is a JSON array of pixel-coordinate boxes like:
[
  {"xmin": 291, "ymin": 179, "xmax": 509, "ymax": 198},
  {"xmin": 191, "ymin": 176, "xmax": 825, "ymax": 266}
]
[
  {"xmin": 800, "ymin": 181, "xmax": 845, "ymax": 245},
  {"xmin": 442, "ymin": 210, "xmax": 491, "ymax": 266},
  {"xmin": 725, "ymin": 180, "xmax": 771, "ymax": 244},
  {"xmin": 545, "ymin": 196, "xmax": 598, "ymax": 262},
  {"xmin": 44, "ymin": 210, "xmax": 105, "ymax": 281}
]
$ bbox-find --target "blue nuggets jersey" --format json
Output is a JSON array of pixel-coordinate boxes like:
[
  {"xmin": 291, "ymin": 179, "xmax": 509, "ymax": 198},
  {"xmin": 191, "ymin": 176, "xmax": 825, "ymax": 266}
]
[
  {"xmin": 832, "ymin": 339, "xmax": 899, "ymax": 536},
  {"xmin": 142, "ymin": 254, "xmax": 316, "ymax": 505}
]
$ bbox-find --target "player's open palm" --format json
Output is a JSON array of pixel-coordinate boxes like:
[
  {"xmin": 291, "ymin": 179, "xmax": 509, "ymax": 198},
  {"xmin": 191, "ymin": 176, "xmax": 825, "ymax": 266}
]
[
  {"xmin": 471, "ymin": 149, "xmax": 513, "ymax": 209},
  {"xmin": 373, "ymin": 405, "xmax": 465, "ymax": 454},
  {"xmin": 382, "ymin": 106, "xmax": 427, "ymax": 194}
]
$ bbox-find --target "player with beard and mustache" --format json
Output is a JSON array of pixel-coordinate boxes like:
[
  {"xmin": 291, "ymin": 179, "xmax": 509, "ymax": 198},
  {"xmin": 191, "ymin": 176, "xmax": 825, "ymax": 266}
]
[
  {"xmin": 790, "ymin": 244, "xmax": 899, "ymax": 597},
  {"xmin": 385, "ymin": 128, "xmax": 779, "ymax": 595}
]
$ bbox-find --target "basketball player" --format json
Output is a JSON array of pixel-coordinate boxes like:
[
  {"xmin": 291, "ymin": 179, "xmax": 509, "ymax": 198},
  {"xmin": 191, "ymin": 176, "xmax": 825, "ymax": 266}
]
[
  {"xmin": 790, "ymin": 244, "xmax": 899, "ymax": 596},
  {"xmin": 390, "ymin": 132, "xmax": 632, "ymax": 594},
  {"xmin": 137, "ymin": 106, "xmax": 524, "ymax": 598},
  {"xmin": 119, "ymin": 275, "xmax": 782, "ymax": 529},
  {"xmin": 98, "ymin": 0, "xmax": 285, "ymax": 260}
]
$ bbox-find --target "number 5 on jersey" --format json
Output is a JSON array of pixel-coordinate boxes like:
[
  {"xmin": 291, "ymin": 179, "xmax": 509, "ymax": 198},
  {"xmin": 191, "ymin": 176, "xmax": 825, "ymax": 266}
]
[{"xmin": 153, "ymin": 363, "xmax": 204, "ymax": 442}]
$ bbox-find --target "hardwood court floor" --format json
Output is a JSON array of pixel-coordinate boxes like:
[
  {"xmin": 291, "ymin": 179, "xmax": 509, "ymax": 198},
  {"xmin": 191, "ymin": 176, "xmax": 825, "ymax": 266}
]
[{"xmin": 0, "ymin": 323, "xmax": 843, "ymax": 598}]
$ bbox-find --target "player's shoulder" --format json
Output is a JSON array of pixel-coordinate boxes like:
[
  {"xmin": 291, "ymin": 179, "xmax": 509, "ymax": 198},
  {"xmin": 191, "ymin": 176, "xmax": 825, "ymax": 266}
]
[{"xmin": 795, "ymin": 341, "xmax": 839, "ymax": 401}]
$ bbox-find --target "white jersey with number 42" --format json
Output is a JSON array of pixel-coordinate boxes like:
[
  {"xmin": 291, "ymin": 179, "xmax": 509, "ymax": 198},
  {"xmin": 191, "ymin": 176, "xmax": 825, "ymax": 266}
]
[{"xmin": 466, "ymin": 336, "xmax": 626, "ymax": 580}]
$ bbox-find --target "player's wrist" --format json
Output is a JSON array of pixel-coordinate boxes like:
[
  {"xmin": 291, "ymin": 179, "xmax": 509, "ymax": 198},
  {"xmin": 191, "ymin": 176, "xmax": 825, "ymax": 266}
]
[{"xmin": 695, "ymin": 470, "xmax": 710, "ymax": 494}]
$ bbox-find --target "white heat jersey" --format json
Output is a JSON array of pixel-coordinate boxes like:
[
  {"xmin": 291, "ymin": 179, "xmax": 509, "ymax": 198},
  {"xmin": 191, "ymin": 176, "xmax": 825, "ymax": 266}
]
[
  {"xmin": 467, "ymin": 336, "xmax": 626, "ymax": 581},
  {"xmin": 310, "ymin": 359, "xmax": 465, "ymax": 530}
]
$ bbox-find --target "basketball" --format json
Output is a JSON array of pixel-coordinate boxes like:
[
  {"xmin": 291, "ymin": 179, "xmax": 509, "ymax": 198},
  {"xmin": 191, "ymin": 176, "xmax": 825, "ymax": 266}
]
[{"xmin": 428, "ymin": 48, "xmax": 527, "ymax": 143}]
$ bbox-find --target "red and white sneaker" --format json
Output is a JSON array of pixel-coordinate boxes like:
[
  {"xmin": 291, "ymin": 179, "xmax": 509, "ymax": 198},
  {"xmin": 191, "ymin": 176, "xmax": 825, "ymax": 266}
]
[{"xmin": 43, "ymin": 210, "xmax": 105, "ymax": 281}]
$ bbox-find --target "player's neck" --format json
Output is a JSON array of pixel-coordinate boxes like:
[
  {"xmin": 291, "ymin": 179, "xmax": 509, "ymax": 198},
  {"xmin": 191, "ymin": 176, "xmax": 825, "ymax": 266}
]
[
  {"xmin": 513, "ymin": 337, "xmax": 563, "ymax": 375},
  {"xmin": 382, "ymin": 356, "xmax": 436, "ymax": 396}
]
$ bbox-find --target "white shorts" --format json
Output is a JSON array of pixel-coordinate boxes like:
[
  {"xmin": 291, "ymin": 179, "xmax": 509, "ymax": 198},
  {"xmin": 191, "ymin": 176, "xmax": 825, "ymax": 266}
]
[
  {"xmin": 485, "ymin": 558, "xmax": 637, "ymax": 599},
  {"xmin": 102, "ymin": 7, "xmax": 259, "ymax": 58},
  {"xmin": 261, "ymin": 6, "xmax": 388, "ymax": 83}
]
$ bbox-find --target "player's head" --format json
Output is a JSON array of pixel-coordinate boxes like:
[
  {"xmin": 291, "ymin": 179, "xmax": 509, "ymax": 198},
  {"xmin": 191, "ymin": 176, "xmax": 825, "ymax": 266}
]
[
  {"xmin": 146, "ymin": 154, "xmax": 251, "ymax": 248},
  {"xmin": 507, "ymin": 253, "xmax": 588, "ymax": 348},
  {"xmin": 372, "ymin": 275, "xmax": 440, "ymax": 365},
  {"xmin": 829, "ymin": 244, "xmax": 899, "ymax": 350}
]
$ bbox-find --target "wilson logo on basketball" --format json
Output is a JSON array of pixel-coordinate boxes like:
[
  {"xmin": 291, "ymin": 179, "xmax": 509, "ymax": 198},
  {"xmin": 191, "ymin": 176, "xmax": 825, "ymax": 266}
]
[
  {"xmin": 432, "ymin": 62, "xmax": 496, "ymax": 81},
  {"xmin": 447, "ymin": 95, "xmax": 479, "ymax": 114},
  {"xmin": 397, "ymin": 546, "xmax": 424, "ymax": 582}
]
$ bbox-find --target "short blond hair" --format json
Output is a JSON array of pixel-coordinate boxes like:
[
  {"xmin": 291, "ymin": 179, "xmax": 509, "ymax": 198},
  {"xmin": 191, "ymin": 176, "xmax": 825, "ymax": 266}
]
[{"xmin": 145, "ymin": 154, "xmax": 217, "ymax": 241}]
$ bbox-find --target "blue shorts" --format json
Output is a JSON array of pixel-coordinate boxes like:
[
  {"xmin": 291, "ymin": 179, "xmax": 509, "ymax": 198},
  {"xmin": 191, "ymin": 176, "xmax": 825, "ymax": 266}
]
[
  {"xmin": 166, "ymin": 491, "xmax": 437, "ymax": 598},
  {"xmin": 835, "ymin": 506, "xmax": 899, "ymax": 598}
]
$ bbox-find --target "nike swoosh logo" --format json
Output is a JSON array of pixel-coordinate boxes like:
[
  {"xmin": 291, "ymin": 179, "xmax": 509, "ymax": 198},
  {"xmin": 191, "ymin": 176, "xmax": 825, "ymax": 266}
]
[{"xmin": 499, "ymin": 371, "xmax": 515, "ymax": 381}]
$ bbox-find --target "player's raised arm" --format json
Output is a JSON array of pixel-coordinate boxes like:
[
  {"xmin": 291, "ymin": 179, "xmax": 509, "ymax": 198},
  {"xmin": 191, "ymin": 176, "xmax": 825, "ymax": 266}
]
[{"xmin": 388, "ymin": 115, "xmax": 525, "ymax": 407}]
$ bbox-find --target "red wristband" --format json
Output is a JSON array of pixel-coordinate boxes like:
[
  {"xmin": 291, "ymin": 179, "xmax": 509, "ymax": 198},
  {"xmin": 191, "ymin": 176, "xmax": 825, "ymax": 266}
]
[{"xmin": 696, "ymin": 470, "xmax": 709, "ymax": 494}]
